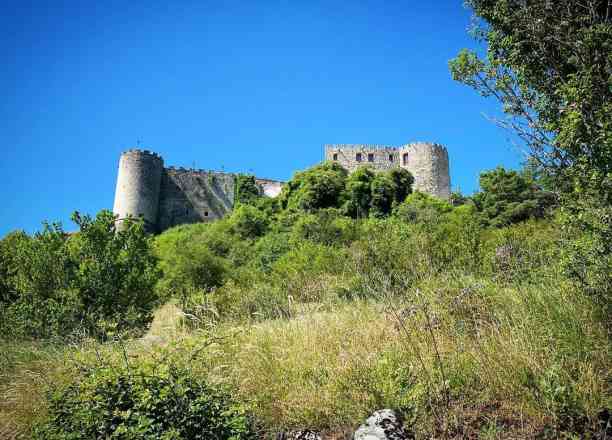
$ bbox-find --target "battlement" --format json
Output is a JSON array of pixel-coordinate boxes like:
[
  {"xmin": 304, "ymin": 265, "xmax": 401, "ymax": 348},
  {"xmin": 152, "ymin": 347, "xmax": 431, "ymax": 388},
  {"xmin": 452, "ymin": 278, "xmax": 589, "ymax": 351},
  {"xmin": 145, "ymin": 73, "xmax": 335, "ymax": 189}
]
[
  {"xmin": 325, "ymin": 141, "xmax": 450, "ymax": 199},
  {"xmin": 113, "ymin": 140, "xmax": 451, "ymax": 233},
  {"xmin": 121, "ymin": 148, "xmax": 164, "ymax": 162},
  {"xmin": 325, "ymin": 144, "xmax": 397, "ymax": 151},
  {"xmin": 164, "ymin": 166, "xmax": 236, "ymax": 177}
]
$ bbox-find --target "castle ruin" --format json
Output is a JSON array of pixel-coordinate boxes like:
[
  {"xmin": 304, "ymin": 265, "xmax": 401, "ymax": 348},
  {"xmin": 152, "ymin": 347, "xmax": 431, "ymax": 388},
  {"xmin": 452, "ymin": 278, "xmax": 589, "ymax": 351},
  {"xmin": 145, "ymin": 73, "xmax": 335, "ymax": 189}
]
[
  {"xmin": 325, "ymin": 142, "xmax": 451, "ymax": 199},
  {"xmin": 113, "ymin": 142, "xmax": 450, "ymax": 233}
]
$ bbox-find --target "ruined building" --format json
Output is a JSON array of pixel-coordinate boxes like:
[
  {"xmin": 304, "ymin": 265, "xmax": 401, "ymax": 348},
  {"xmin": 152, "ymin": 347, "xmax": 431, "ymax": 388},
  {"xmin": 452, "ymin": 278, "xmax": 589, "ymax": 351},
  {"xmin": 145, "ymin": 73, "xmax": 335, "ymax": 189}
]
[
  {"xmin": 113, "ymin": 142, "xmax": 450, "ymax": 232},
  {"xmin": 325, "ymin": 142, "xmax": 451, "ymax": 199}
]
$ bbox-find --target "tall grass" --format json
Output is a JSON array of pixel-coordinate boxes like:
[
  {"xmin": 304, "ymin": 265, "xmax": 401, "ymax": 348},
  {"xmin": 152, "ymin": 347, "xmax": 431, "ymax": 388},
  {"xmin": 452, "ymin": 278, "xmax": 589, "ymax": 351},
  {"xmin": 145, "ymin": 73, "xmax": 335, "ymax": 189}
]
[{"xmin": 1, "ymin": 217, "xmax": 610, "ymax": 438}]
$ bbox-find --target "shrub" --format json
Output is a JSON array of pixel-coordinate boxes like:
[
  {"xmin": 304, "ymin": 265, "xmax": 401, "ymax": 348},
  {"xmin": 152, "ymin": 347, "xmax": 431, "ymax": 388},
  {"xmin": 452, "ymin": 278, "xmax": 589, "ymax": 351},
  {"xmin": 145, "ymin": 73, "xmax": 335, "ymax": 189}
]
[
  {"xmin": 473, "ymin": 166, "xmax": 555, "ymax": 227},
  {"xmin": 235, "ymin": 174, "xmax": 262, "ymax": 205},
  {"xmin": 251, "ymin": 232, "xmax": 292, "ymax": 273},
  {"xmin": 212, "ymin": 280, "xmax": 291, "ymax": 322},
  {"xmin": 0, "ymin": 211, "xmax": 160, "ymax": 339},
  {"xmin": 344, "ymin": 167, "xmax": 375, "ymax": 218},
  {"xmin": 156, "ymin": 240, "xmax": 227, "ymax": 303},
  {"xmin": 280, "ymin": 162, "xmax": 348, "ymax": 212},
  {"xmin": 291, "ymin": 209, "xmax": 358, "ymax": 246},
  {"xmin": 370, "ymin": 173, "xmax": 396, "ymax": 218},
  {"xmin": 393, "ymin": 191, "xmax": 453, "ymax": 225},
  {"xmin": 428, "ymin": 204, "xmax": 483, "ymax": 273},
  {"xmin": 33, "ymin": 361, "xmax": 254, "ymax": 440},
  {"xmin": 272, "ymin": 241, "xmax": 348, "ymax": 302},
  {"xmin": 230, "ymin": 205, "xmax": 270, "ymax": 239}
]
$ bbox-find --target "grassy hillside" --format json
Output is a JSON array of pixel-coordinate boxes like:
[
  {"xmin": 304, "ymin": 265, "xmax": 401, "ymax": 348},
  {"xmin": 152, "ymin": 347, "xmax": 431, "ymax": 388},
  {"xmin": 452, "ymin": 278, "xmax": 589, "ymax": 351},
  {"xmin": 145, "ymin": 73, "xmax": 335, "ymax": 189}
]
[{"xmin": 1, "ymin": 174, "xmax": 609, "ymax": 438}]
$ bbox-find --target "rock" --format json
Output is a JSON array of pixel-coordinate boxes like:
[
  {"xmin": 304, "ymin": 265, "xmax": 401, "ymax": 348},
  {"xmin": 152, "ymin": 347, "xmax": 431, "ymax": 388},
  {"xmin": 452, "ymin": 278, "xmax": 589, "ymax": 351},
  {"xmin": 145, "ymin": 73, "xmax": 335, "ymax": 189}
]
[
  {"xmin": 277, "ymin": 430, "xmax": 322, "ymax": 440},
  {"xmin": 353, "ymin": 409, "xmax": 413, "ymax": 440}
]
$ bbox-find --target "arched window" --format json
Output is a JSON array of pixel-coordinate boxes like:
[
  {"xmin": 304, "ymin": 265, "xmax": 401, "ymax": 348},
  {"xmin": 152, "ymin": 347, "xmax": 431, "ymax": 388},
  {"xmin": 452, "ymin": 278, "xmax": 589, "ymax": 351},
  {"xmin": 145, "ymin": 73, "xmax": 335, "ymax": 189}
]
[
  {"xmin": 367, "ymin": 153, "xmax": 374, "ymax": 162},
  {"xmin": 332, "ymin": 153, "xmax": 338, "ymax": 161},
  {"xmin": 389, "ymin": 154, "xmax": 394, "ymax": 162},
  {"xmin": 356, "ymin": 153, "xmax": 362, "ymax": 162},
  {"xmin": 402, "ymin": 153, "xmax": 409, "ymax": 165}
]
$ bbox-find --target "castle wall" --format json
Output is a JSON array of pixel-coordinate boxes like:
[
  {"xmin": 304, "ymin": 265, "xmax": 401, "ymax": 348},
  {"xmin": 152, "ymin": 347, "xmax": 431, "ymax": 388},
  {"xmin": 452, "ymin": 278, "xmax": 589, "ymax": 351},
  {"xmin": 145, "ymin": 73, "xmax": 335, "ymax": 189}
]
[
  {"xmin": 112, "ymin": 140, "xmax": 450, "ymax": 234},
  {"xmin": 401, "ymin": 143, "xmax": 451, "ymax": 199},
  {"xmin": 113, "ymin": 150, "xmax": 164, "ymax": 231},
  {"xmin": 326, "ymin": 142, "xmax": 451, "ymax": 200},
  {"xmin": 325, "ymin": 145, "xmax": 400, "ymax": 172},
  {"xmin": 156, "ymin": 168, "xmax": 236, "ymax": 231}
]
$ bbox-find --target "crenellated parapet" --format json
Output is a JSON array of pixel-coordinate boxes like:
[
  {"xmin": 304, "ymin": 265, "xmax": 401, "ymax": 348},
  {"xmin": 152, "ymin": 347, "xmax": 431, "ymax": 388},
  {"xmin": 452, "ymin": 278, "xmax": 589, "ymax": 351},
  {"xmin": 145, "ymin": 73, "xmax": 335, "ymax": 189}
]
[
  {"xmin": 112, "ymin": 139, "xmax": 451, "ymax": 234},
  {"xmin": 112, "ymin": 148, "xmax": 284, "ymax": 233},
  {"xmin": 324, "ymin": 144, "xmax": 400, "ymax": 172},
  {"xmin": 325, "ymin": 142, "xmax": 451, "ymax": 199}
]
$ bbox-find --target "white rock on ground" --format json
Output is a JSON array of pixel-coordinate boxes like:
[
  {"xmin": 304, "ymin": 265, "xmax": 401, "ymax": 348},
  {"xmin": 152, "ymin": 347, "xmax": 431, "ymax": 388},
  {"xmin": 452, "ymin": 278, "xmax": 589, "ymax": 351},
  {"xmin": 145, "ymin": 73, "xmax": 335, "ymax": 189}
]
[
  {"xmin": 353, "ymin": 409, "xmax": 412, "ymax": 440},
  {"xmin": 278, "ymin": 430, "xmax": 322, "ymax": 440}
]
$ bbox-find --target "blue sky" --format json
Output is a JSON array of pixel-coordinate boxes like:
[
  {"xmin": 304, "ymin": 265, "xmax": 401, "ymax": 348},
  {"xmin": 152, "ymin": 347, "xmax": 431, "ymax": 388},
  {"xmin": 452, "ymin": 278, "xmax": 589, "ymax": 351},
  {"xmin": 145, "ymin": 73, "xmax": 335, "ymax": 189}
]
[{"xmin": 0, "ymin": 0, "xmax": 523, "ymax": 235}]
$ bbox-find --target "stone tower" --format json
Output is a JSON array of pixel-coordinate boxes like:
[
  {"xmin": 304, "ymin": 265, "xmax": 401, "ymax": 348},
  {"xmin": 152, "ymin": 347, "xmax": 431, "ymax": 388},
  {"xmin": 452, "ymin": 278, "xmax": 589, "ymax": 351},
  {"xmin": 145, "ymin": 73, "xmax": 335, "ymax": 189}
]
[
  {"xmin": 113, "ymin": 149, "xmax": 164, "ymax": 232},
  {"xmin": 399, "ymin": 142, "xmax": 451, "ymax": 199},
  {"xmin": 325, "ymin": 142, "xmax": 451, "ymax": 199}
]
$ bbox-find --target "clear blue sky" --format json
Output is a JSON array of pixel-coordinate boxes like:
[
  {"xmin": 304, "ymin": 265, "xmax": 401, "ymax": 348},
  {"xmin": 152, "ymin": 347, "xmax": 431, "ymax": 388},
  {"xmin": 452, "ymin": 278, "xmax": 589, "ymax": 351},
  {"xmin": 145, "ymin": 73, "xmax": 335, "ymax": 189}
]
[{"xmin": 1, "ymin": 0, "xmax": 523, "ymax": 236}]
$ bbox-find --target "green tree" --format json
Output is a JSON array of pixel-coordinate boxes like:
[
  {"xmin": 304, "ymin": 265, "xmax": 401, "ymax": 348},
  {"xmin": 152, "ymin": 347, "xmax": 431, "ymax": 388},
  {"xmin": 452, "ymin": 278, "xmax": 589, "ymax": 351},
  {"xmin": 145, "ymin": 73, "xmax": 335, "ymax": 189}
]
[
  {"xmin": 474, "ymin": 166, "xmax": 554, "ymax": 227},
  {"xmin": 235, "ymin": 174, "xmax": 262, "ymax": 205},
  {"xmin": 449, "ymin": 0, "xmax": 611, "ymax": 196},
  {"xmin": 370, "ymin": 173, "xmax": 396, "ymax": 218},
  {"xmin": 280, "ymin": 162, "xmax": 348, "ymax": 212},
  {"xmin": 69, "ymin": 211, "xmax": 161, "ymax": 336},
  {"xmin": 343, "ymin": 167, "xmax": 375, "ymax": 218},
  {"xmin": 450, "ymin": 0, "xmax": 611, "ymax": 306},
  {"xmin": 0, "ymin": 211, "xmax": 161, "ymax": 339},
  {"xmin": 2, "ymin": 223, "xmax": 78, "ymax": 338},
  {"xmin": 230, "ymin": 204, "xmax": 270, "ymax": 239},
  {"xmin": 387, "ymin": 168, "xmax": 414, "ymax": 205}
]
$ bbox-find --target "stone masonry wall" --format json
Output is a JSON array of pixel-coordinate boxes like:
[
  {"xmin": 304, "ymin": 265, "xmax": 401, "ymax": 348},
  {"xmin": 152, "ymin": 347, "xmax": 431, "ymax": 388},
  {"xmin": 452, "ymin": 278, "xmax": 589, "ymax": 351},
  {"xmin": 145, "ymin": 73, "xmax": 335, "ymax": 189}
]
[
  {"xmin": 113, "ymin": 141, "xmax": 450, "ymax": 234},
  {"xmin": 113, "ymin": 150, "xmax": 164, "ymax": 231},
  {"xmin": 325, "ymin": 145, "xmax": 400, "ymax": 172},
  {"xmin": 156, "ymin": 168, "xmax": 236, "ymax": 232},
  {"xmin": 401, "ymin": 143, "xmax": 451, "ymax": 199},
  {"xmin": 325, "ymin": 143, "xmax": 451, "ymax": 200}
]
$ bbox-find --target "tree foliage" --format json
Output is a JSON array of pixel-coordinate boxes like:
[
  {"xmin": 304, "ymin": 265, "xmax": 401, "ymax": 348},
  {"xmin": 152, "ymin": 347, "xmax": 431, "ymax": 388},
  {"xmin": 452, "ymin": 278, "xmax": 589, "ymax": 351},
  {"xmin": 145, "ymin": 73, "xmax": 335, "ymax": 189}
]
[
  {"xmin": 234, "ymin": 174, "xmax": 262, "ymax": 205},
  {"xmin": 34, "ymin": 360, "xmax": 254, "ymax": 440},
  {"xmin": 449, "ymin": 0, "xmax": 612, "ymax": 196},
  {"xmin": 280, "ymin": 162, "xmax": 348, "ymax": 212},
  {"xmin": 474, "ymin": 166, "xmax": 556, "ymax": 227},
  {"xmin": 0, "ymin": 211, "xmax": 160, "ymax": 339},
  {"xmin": 450, "ymin": 0, "xmax": 612, "ymax": 308}
]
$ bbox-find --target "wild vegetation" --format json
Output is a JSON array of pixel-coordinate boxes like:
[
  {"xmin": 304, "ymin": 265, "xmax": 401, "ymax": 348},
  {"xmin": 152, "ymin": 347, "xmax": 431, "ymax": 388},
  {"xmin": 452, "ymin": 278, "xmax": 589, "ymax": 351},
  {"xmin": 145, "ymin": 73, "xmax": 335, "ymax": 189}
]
[{"xmin": 1, "ymin": 1, "xmax": 610, "ymax": 439}]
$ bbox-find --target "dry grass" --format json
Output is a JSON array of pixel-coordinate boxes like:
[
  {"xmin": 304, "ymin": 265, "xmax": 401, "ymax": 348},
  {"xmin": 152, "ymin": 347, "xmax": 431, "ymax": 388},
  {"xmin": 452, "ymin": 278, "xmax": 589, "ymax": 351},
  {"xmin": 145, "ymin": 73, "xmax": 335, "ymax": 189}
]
[{"xmin": 1, "ymin": 274, "xmax": 609, "ymax": 439}]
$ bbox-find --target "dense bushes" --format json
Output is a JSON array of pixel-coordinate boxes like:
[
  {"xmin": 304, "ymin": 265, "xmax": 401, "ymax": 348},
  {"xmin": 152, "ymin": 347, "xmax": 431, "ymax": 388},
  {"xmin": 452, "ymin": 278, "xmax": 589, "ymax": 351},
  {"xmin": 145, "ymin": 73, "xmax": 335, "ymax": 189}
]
[
  {"xmin": 34, "ymin": 358, "xmax": 254, "ymax": 440},
  {"xmin": 473, "ymin": 167, "xmax": 556, "ymax": 227},
  {"xmin": 0, "ymin": 211, "xmax": 160, "ymax": 339},
  {"xmin": 1, "ymin": 160, "xmax": 608, "ymax": 438},
  {"xmin": 151, "ymin": 172, "xmax": 570, "ymax": 326}
]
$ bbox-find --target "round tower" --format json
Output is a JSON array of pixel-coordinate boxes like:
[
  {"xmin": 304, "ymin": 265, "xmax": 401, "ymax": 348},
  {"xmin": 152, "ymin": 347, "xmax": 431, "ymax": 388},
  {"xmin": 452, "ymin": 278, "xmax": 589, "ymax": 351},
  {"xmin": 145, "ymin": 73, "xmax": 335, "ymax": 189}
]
[
  {"xmin": 399, "ymin": 142, "xmax": 451, "ymax": 200},
  {"xmin": 113, "ymin": 149, "xmax": 164, "ymax": 232}
]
